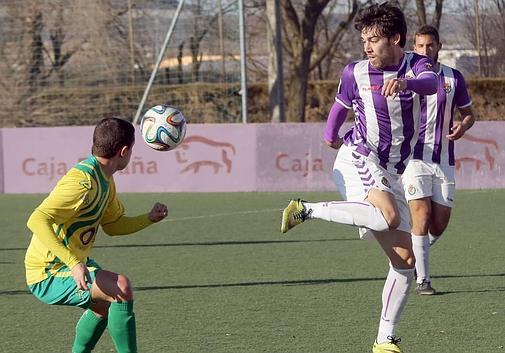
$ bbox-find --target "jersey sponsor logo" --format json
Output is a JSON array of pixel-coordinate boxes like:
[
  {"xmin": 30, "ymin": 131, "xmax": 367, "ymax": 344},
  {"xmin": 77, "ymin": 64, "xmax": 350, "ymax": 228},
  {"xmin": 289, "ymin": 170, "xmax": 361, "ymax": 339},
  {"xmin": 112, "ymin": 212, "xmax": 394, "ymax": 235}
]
[
  {"xmin": 407, "ymin": 184, "xmax": 417, "ymax": 195},
  {"xmin": 80, "ymin": 228, "xmax": 96, "ymax": 245},
  {"xmin": 361, "ymin": 84, "xmax": 381, "ymax": 92},
  {"xmin": 425, "ymin": 62, "xmax": 433, "ymax": 70},
  {"xmin": 443, "ymin": 82, "xmax": 452, "ymax": 93}
]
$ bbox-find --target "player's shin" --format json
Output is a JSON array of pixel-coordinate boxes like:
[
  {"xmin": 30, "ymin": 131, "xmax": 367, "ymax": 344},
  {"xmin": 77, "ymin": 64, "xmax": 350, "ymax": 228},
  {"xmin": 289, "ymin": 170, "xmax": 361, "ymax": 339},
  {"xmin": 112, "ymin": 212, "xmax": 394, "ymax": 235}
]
[
  {"xmin": 108, "ymin": 301, "xmax": 137, "ymax": 353},
  {"xmin": 376, "ymin": 266, "xmax": 414, "ymax": 343},
  {"xmin": 306, "ymin": 201, "xmax": 389, "ymax": 231},
  {"xmin": 411, "ymin": 233, "xmax": 430, "ymax": 283},
  {"xmin": 72, "ymin": 310, "xmax": 108, "ymax": 353}
]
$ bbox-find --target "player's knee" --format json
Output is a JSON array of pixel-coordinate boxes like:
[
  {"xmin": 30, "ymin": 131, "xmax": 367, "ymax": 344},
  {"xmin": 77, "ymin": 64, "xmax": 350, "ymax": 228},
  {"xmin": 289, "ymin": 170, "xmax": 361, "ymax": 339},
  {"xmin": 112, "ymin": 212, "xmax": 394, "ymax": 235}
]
[
  {"xmin": 382, "ymin": 210, "xmax": 401, "ymax": 230},
  {"xmin": 116, "ymin": 274, "xmax": 134, "ymax": 301},
  {"xmin": 398, "ymin": 249, "xmax": 415, "ymax": 269},
  {"xmin": 410, "ymin": 202, "xmax": 430, "ymax": 221},
  {"xmin": 90, "ymin": 301, "xmax": 110, "ymax": 318},
  {"xmin": 405, "ymin": 253, "xmax": 415, "ymax": 268}
]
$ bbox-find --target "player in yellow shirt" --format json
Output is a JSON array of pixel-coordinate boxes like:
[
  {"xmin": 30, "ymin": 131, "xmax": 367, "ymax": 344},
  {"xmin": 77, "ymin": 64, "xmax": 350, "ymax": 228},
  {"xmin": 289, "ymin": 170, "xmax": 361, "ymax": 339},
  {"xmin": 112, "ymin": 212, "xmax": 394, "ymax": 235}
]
[{"xmin": 24, "ymin": 117, "xmax": 168, "ymax": 353}]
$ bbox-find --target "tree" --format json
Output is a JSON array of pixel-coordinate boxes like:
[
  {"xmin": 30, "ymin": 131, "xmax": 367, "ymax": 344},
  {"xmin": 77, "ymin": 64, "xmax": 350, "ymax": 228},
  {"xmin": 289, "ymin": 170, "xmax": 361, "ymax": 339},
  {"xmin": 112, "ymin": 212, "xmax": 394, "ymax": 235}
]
[
  {"xmin": 415, "ymin": 0, "xmax": 444, "ymax": 28},
  {"xmin": 185, "ymin": 0, "xmax": 236, "ymax": 82},
  {"xmin": 459, "ymin": 0, "xmax": 505, "ymax": 77},
  {"xmin": 281, "ymin": 0, "xmax": 358, "ymax": 122},
  {"xmin": 0, "ymin": 0, "xmax": 137, "ymax": 126}
]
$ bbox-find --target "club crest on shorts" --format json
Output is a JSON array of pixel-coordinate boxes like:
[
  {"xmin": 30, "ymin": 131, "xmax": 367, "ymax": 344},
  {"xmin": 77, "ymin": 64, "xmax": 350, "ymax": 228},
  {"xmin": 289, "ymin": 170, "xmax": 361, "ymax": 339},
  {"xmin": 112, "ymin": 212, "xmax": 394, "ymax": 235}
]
[
  {"xmin": 381, "ymin": 177, "xmax": 391, "ymax": 188},
  {"xmin": 408, "ymin": 184, "xmax": 417, "ymax": 195}
]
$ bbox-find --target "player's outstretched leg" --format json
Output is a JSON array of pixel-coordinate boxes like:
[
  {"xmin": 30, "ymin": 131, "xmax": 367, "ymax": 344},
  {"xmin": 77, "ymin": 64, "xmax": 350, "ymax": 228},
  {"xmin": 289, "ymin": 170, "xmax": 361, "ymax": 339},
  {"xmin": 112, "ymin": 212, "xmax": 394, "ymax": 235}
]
[
  {"xmin": 281, "ymin": 199, "xmax": 391, "ymax": 234},
  {"xmin": 281, "ymin": 199, "xmax": 312, "ymax": 233}
]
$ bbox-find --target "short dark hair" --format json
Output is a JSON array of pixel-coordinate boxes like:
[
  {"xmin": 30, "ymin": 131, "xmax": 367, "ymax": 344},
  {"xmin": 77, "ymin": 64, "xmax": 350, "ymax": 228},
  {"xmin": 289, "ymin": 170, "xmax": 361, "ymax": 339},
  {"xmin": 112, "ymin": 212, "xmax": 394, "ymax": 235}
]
[
  {"xmin": 415, "ymin": 24, "xmax": 440, "ymax": 44},
  {"xmin": 354, "ymin": 1, "xmax": 407, "ymax": 48},
  {"xmin": 92, "ymin": 117, "xmax": 135, "ymax": 158}
]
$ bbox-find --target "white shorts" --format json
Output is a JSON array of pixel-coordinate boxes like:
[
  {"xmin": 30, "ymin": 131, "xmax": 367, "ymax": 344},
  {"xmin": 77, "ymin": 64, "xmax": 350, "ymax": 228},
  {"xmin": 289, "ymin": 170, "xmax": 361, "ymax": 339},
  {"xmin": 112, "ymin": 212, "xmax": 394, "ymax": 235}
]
[
  {"xmin": 332, "ymin": 145, "xmax": 411, "ymax": 239},
  {"xmin": 402, "ymin": 159, "xmax": 455, "ymax": 207}
]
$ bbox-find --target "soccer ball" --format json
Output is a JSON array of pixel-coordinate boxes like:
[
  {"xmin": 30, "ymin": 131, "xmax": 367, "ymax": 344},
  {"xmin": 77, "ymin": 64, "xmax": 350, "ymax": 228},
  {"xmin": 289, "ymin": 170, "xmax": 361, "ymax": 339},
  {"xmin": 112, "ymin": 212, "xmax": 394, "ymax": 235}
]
[{"xmin": 140, "ymin": 105, "xmax": 187, "ymax": 151}]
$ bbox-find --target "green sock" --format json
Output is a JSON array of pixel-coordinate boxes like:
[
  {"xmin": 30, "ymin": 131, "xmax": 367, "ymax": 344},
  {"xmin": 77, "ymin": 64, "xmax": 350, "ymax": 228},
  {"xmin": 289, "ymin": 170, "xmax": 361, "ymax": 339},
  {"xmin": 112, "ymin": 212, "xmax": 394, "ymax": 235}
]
[
  {"xmin": 108, "ymin": 301, "xmax": 137, "ymax": 353},
  {"xmin": 72, "ymin": 310, "xmax": 108, "ymax": 353}
]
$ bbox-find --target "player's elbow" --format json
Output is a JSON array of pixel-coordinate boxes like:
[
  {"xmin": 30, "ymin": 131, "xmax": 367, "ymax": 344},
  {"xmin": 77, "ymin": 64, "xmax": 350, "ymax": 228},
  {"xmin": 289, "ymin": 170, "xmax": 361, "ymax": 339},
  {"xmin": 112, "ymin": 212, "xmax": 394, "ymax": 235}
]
[
  {"xmin": 26, "ymin": 209, "xmax": 48, "ymax": 233},
  {"xmin": 427, "ymin": 79, "xmax": 437, "ymax": 95},
  {"xmin": 101, "ymin": 224, "xmax": 120, "ymax": 236},
  {"xmin": 26, "ymin": 213, "xmax": 35, "ymax": 233}
]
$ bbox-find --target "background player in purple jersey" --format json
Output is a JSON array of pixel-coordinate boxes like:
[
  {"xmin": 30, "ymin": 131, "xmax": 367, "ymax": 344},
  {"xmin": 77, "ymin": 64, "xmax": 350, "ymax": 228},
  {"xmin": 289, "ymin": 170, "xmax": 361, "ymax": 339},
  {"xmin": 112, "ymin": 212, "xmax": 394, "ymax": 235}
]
[
  {"xmin": 281, "ymin": 2, "xmax": 437, "ymax": 353},
  {"xmin": 403, "ymin": 25, "xmax": 475, "ymax": 295}
]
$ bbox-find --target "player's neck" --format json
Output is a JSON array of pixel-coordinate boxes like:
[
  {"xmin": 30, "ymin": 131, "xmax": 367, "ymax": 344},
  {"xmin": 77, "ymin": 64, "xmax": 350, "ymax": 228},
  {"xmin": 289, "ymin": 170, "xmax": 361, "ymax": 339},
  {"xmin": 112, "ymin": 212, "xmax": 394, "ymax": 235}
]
[
  {"xmin": 380, "ymin": 50, "xmax": 404, "ymax": 71},
  {"xmin": 95, "ymin": 156, "xmax": 115, "ymax": 178},
  {"xmin": 391, "ymin": 48, "xmax": 404, "ymax": 67}
]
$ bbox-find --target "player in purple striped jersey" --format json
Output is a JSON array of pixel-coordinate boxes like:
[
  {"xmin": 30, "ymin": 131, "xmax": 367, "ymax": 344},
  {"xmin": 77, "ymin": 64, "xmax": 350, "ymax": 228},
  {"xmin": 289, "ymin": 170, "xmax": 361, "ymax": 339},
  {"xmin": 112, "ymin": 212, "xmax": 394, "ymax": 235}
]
[
  {"xmin": 403, "ymin": 25, "xmax": 475, "ymax": 295},
  {"xmin": 281, "ymin": 3, "xmax": 437, "ymax": 353}
]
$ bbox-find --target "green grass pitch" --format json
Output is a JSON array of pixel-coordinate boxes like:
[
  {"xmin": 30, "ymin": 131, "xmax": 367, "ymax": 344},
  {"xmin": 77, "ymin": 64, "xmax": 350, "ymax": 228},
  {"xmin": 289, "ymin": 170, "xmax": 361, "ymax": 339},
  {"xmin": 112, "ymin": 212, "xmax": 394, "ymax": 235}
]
[{"xmin": 1, "ymin": 190, "xmax": 504, "ymax": 353}]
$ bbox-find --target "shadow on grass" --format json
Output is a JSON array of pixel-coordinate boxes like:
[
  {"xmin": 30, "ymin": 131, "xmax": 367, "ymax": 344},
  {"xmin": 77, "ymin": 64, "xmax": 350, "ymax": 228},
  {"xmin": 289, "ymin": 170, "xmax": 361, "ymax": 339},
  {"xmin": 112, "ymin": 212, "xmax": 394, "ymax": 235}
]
[
  {"xmin": 432, "ymin": 288, "xmax": 505, "ymax": 295},
  {"xmin": 0, "ymin": 238, "xmax": 357, "ymax": 252},
  {"xmin": 134, "ymin": 272, "xmax": 505, "ymax": 292},
  {"xmin": 3, "ymin": 273, "xmax": 505, "ymax": 296}
]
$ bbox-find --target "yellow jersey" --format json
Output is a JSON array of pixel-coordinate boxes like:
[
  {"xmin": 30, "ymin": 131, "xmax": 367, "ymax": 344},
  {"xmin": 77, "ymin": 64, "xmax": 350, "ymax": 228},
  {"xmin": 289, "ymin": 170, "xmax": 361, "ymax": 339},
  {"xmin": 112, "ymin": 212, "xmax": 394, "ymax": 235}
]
[{"xmin": 24, "ymin": 155, "xmax": 151, "ymax": 285}]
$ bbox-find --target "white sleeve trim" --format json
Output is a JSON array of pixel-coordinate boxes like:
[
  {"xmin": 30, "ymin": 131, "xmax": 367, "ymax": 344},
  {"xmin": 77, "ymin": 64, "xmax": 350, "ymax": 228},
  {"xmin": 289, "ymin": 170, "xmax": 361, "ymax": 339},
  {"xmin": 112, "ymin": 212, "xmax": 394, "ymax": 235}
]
[
  {"xmin": 417, "ymin": 71, "xmax": 438, "ymax": 78},
  {"xmin": 457, "ymin": 101, "xmax": 472, "ymax": 109},
  {"xmin": 335, "ymin": 97, "xmax": 352, "ymax": 110}
]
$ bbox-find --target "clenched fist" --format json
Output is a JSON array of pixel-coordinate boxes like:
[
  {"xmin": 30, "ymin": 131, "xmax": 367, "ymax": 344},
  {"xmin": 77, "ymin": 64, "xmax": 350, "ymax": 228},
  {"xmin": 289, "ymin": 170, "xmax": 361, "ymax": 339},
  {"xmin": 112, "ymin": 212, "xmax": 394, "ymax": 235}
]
[{"xmin": 148, "ymin": 202, "xmax": 168, "ymax": 223}]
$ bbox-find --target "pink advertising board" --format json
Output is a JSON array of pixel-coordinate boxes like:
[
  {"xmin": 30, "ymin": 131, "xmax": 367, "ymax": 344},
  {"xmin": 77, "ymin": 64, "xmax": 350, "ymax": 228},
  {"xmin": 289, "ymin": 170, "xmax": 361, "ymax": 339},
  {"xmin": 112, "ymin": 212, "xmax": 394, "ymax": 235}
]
[
  {"xmin": 1, "ymin": 124, "xmax": 256, "ymax": 193},
  {"xmin": 0, "ymin": 122, "xmax": 504, "ymax": 193}
]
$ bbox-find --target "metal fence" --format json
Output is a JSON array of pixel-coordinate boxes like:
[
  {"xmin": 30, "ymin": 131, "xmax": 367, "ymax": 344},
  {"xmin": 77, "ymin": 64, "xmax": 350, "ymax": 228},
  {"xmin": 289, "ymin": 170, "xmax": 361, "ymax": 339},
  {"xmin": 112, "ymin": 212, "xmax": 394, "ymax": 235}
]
[{"xmin": 0, "ymin": 0, "xmax": 245, "ymax": 127}]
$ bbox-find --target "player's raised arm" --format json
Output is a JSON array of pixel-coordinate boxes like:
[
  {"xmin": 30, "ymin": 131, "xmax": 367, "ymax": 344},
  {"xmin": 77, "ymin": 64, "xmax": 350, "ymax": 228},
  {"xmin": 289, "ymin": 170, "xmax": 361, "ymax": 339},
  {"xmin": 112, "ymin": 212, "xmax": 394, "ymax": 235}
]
[
  {"xmin": 382, "ymin": 70, "xmax": 438, "ymax": 98},
  {"xmin": 324, "ymin": 101, "xmax": 348, "ymax": 150},
  {"xmin": 100, "ymin": 203, "xmax": 168, "ymax": 236},
  {"xmin": 100, "ymin": 186, "xmax": 168, "ymax": 236},
  {"xmin": 407, "ymin": 55, "xmax": 438, "ymax": 95},
  {"xmin": 404, "ymin": 71, "xmax": 438, "ymax": 95}
]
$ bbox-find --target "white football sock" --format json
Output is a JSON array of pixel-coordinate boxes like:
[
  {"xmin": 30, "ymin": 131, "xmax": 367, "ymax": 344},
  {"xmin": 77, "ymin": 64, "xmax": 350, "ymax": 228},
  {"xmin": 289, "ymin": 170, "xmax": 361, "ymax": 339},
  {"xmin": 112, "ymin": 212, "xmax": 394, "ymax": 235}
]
[
  {"xmin": 376, "ymin": 266, "xmax": 414, "ymax": 344},
  {"xmin": 305, "ymin": 201, "xmax": 389, "ymax": 232},
  {"xmin": 429, "ymin": 233, "xmax": 441, "ymax": 246},
  {"xmin": 412, "ymin": 233, "xmax": 430, "ymax": 283}
]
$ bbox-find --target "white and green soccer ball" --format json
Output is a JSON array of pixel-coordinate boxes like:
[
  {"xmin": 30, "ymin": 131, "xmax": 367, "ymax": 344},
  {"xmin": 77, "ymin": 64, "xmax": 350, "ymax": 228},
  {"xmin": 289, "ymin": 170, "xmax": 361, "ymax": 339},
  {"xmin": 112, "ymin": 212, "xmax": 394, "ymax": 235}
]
[{"xmin": 140, "ymin": 105, "xmax": 187, "ymax": 151}]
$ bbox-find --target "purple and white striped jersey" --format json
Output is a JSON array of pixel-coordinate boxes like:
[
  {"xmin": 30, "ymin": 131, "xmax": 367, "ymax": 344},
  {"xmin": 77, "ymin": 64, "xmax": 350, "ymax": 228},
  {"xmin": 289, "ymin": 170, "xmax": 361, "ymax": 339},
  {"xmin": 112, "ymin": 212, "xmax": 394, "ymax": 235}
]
[
  {"xmin": 412, "ymin": 64, "xmax": 472, "ymax": 166},
  {"xmin": 335, "ymin": 52, "xmax": 436, "ymax": 174}
]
